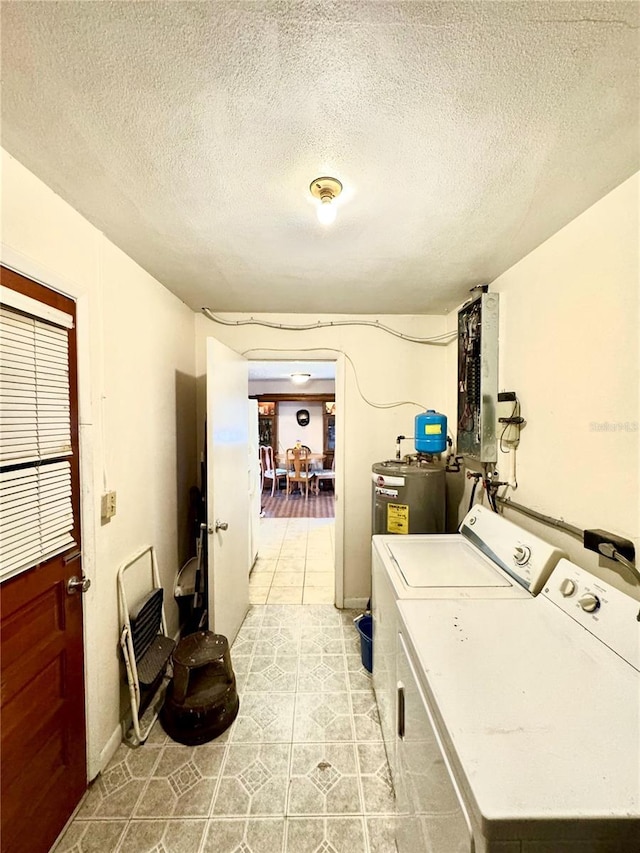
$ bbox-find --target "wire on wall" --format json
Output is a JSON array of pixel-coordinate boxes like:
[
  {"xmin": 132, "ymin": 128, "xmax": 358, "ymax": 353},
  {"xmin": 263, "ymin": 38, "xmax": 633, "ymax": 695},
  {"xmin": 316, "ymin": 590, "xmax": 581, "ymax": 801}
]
[
  {"xmin": 241, "ymin": 346, "xmax": 427, "ymax": 412},
  {"xmin": 499, "ymin": 399, "xmax": 521, "ymax": 453},
  {"xmin": 202, "ymin": 308, "xmax": 458, "ymax": 346}
]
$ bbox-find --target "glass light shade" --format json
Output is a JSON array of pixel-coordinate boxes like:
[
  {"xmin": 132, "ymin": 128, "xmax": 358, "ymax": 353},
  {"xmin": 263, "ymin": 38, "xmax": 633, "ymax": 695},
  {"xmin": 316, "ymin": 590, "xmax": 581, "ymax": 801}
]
[
  {"xmin": 317, "ymin": 199, "xmax": 337, "ymax": 225},
  {"xmin": 290, "ymin": 373, "xmax": 311, "ymax": 385}
]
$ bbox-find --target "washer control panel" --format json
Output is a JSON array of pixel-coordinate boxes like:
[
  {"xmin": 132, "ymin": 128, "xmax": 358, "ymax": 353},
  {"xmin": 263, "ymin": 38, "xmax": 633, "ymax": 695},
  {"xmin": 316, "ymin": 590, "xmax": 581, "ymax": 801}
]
[
  {"xmin": 543, "ymin": 558, "xmax": 640, "ymax": 670},
  {"xmin": 460, "ymin": 505, "xmax": 566, "ymax": 594}
]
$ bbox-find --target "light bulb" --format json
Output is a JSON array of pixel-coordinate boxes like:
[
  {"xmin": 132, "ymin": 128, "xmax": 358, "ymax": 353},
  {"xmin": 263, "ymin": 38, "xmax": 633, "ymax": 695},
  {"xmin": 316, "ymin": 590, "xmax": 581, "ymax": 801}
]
[{"xmin": 317, "ymin": 198, "xmax": 337, "ymax": 226}]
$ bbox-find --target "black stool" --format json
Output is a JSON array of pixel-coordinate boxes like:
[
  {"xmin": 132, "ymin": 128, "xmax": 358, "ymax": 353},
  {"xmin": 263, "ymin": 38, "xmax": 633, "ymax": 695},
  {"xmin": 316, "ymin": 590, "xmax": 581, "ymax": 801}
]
[{"xmin": 161, "ymin": 631, "xmax": 239, "ymax": 745}]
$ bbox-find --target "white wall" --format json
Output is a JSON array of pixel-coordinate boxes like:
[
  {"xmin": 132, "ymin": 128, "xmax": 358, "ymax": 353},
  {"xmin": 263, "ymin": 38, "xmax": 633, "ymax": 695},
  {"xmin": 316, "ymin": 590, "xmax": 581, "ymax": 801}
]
[
  {"xmin": 195, "ymin": 314, "xmax": 449, "ymax": 605},
  {"xmin": 446, "ymin": 172, "xmax": 639, "ymax": 596},
  {"xmin": 1, "ymin": 149, "xmax": 198, "ymax": 775},
  {"xmin": 277, "ymin": 401, "xmax": 324, "ymax": 454}
]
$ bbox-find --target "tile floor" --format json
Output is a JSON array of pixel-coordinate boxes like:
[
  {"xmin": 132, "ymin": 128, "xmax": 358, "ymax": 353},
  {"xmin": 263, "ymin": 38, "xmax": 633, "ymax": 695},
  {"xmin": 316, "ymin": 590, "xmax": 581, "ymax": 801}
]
[
  {"xmin": 249, "ymin": 518, "xmax": 335, "ymax": 605},
  {"xmin": 55, "ymin": 603, "xmax": 396, "ymax": 853}
]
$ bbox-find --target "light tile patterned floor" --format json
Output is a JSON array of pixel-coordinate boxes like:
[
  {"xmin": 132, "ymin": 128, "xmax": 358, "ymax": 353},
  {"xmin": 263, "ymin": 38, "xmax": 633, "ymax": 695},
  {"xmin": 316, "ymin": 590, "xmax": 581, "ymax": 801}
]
[
  {"xmin": 249, "ymin": 518, "xmax": 336, "ymax": 605},
  {"xmin": 54, "ymin": 603, "xmax": 396, "ymax": 853},
  {"xmin": 54, "ymin": 519, "xmax": 394, "ymax": 852}
]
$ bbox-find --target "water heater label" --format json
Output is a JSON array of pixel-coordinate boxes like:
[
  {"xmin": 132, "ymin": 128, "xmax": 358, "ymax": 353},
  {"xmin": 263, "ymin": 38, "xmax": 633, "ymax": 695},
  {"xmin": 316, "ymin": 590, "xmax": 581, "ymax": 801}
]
[
  {"xmin": 424, "ymin": 424, "xmax": 442, "ymax": 434},
  {"xmin": 387, "ymin": 503, "xmax": 409, "ymax": 534},
  {"xmin": 375, "ymin": 487, "xmax": 398, "ymax": 497},
  {"xmin": 372, "ymin": 473, "xmax": 405, "ymax": 487}
]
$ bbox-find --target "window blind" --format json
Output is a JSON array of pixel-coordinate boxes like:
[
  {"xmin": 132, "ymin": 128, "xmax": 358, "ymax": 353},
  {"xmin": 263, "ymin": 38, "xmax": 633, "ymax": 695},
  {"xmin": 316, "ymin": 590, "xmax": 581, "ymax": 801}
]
[{"xmin": 0, "ymin": 305, "xmax": 76, "ymax": 582}]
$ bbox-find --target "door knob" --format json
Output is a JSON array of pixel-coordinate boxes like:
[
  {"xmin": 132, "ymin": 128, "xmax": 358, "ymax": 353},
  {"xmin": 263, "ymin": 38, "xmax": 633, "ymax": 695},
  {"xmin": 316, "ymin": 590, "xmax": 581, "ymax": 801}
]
[
  {"xmin": 67, "ymin": 575, "xmax": 91, "ymax": 595},
  {"xmin": 215, "ymin": 520, "xmax": 229, "ymax": 532}
]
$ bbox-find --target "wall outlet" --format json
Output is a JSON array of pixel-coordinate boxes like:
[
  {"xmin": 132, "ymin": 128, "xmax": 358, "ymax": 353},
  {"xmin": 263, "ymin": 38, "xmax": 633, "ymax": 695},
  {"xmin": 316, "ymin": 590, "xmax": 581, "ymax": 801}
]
[{"xmin": 101, "ymin": 491, "xmax": 117, "ymax": 521}]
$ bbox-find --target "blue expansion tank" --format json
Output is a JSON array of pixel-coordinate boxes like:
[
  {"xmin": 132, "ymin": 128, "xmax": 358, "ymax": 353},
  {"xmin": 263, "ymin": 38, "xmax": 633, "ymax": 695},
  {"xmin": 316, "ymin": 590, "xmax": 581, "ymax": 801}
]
[{"xmin": 415, "ymin": 410, "xmax": 447, "ymax": 454}]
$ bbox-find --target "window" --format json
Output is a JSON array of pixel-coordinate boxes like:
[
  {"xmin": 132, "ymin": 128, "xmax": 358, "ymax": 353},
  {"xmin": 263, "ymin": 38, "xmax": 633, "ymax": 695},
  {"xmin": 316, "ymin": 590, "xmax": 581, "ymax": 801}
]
[{"xmin": 0, "ymin": 278, "xmax": 77, "ymax": 582}]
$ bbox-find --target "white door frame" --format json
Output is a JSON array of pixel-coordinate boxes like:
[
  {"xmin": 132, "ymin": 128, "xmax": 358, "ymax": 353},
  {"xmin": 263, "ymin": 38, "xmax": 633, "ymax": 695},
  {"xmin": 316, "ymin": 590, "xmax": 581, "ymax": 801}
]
[{"xmin": 248, "ymin": 350, "xmax": 345, "ymax": 608}]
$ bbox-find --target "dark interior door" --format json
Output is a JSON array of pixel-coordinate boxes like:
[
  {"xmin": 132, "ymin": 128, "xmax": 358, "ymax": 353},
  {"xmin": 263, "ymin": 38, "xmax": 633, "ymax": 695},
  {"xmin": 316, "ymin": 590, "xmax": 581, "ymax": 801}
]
[
  {"xmin": 1, "ymin": 552, "xmax": 87, "ymax": 853},
  {"xmin": 0, "ymin": 267, "xmax": 86, "ymax": 853}
]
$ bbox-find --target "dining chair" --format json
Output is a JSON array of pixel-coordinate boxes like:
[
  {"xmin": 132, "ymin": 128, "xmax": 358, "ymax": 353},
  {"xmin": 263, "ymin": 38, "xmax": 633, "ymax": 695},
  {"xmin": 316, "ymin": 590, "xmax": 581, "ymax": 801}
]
[
  {"xmin": 313, "ymin": 455, "xmax": 335, "ymax": 494},
  {"xmin": 285, "ymin": 447, "xmax": 315, "ymax": 500},
  {"xmin": 260, "ymin": 445, "xmax": 287, "ymax": 497}
]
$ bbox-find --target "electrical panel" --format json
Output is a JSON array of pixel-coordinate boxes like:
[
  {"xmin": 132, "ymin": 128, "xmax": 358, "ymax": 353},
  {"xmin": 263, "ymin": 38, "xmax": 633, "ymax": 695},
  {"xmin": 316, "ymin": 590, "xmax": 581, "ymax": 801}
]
[{"xmin": 456, "ymin": 292, "xmax": 499, "ymax": 462}]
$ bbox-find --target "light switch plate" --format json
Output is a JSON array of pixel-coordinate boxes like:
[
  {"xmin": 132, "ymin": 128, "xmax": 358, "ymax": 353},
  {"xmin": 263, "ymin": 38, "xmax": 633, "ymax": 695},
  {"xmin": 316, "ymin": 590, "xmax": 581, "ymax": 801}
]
[{"xmin": 101, "ymin": 490, "xmax": 117, "ymax": 520}]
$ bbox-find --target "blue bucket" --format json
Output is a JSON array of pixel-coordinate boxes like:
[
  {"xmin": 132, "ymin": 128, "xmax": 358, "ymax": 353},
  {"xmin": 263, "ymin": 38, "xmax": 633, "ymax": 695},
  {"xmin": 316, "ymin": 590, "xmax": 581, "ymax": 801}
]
[{"xmin": 355, "ymin": 614, "xmax": 373, "ymax": 673}]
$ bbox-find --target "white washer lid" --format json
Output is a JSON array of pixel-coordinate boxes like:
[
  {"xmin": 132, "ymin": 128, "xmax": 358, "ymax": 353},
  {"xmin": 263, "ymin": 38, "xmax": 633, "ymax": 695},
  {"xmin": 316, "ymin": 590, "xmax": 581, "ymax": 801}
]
[{"xmin": 386, "ymin": 538, "xmax": 513, "ymax": 588}]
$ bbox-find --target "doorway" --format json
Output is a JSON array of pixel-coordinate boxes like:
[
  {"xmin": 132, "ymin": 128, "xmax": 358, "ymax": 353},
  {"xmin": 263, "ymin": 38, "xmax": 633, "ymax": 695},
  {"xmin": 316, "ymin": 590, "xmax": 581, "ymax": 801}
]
[{"xmin": 248, "ymin": 359, "xmax": 341, "ymax": 606}]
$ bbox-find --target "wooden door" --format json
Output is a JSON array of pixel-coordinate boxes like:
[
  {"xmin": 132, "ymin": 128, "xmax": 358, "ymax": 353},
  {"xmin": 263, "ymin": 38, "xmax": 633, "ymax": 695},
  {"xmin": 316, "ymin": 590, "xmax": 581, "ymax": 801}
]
[{"xmin": 0, "ymin": 267, "xmax": 86, "ymax": 853}]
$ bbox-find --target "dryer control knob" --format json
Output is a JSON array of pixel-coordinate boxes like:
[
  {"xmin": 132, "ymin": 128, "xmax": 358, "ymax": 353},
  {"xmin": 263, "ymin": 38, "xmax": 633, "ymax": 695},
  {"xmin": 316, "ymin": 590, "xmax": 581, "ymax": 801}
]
[
  {"xmin": 559, "ymin": 578, "xmax": 576, "ymax": 597},
  {"xmin": 513, "ymin": 545, "xmax": 531, "ymax": 566},
  {"xmin": 579, "ymin": 593, "xmax": 600, "ymax": 613}
]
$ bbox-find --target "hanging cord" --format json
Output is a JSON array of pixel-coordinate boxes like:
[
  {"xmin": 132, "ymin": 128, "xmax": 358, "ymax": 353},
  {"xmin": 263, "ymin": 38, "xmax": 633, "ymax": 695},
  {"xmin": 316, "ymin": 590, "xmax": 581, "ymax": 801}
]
[
  {"xmin": 480, "ymin": 463, "xmax": 508, "ymax": 513},
  {"xmin": 468, "ymin": 479, "xmax": 479, "ymax": 512},
  {"xmin": 466, "ymin": 471, "xmax": 483, "ymax": 511},
  {"xmin": 241, "ymin": 346, "xmax": 427, "ymax": 412},
  {"xmin": 484, "ymin": 479, "xmax": 499, "ymax": 513},
  {"xmin": 202, "ymin": 308, "xmax": 457, "ymax": 346}
]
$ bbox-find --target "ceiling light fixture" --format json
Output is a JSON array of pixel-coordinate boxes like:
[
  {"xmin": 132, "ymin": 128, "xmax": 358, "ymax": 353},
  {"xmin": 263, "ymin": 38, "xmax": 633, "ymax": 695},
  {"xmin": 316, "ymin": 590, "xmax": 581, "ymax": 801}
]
[
  {"xmin": 310, "ymin": 176, "xmax": 343, "ymax": 226},
  {"xmin": 290, "ymin": 372, "xmax": 311, "ymax": 385}
]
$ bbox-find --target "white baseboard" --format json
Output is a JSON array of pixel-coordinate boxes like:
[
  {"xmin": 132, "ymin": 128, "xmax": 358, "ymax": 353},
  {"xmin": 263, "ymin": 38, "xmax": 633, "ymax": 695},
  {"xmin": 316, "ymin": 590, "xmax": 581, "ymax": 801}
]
[
  {"xmin": 343, "ymin": 597, "xmax": 369, "ymax": 611},
  {"xmin": 97, "ymin": 724, "xmax": 122, "ymax": 777}
]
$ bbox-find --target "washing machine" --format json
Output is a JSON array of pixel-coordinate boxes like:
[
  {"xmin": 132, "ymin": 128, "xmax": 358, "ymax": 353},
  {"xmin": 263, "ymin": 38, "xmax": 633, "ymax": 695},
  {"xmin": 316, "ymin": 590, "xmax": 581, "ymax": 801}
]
[
  {"xmin": 395, "ymin": 559, "xmax": 640, "ymax": 851},
  {"xmin": 371, "ymin": 504, "xmax": 566, "ymax": 782}
]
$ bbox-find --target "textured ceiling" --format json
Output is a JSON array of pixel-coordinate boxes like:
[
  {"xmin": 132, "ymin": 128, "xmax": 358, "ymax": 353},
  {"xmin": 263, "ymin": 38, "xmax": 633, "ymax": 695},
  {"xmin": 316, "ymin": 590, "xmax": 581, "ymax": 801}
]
[{"xmin": 1, "ymin": 1, "xmax": 638, "ymax": 315}]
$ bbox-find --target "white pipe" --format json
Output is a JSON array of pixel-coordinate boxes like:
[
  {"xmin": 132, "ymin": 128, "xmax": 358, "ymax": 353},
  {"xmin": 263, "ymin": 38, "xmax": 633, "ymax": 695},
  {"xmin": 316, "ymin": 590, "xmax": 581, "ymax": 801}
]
[{"xmin": 508, "ymin": 447, "xmax": 517, "ymax": 488}]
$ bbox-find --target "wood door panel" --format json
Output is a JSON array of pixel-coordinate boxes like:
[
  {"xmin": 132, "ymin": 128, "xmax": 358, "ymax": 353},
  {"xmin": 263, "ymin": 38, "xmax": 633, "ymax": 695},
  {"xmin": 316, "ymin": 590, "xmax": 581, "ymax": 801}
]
[
  {"xmin": 1, "ymin": 633, "xmax": 66, "ymax": 711},
  {"xmin": 1, "ymin": 267, "xmax": 86, "ymax": 853},
  {"xmin": 2, "ymin": 654, "xmax": 66, "ymax": 753},
  {"xmin": 1, "ymin": 557, "xmax": 86, "ymax": 853},
  {"xmin": 1, "ymin": 585, "xmax": 65, "ymax": 674},
  {"xmin": 2, "ymin": 707, "xmax": 69, "ymax": 819}
]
